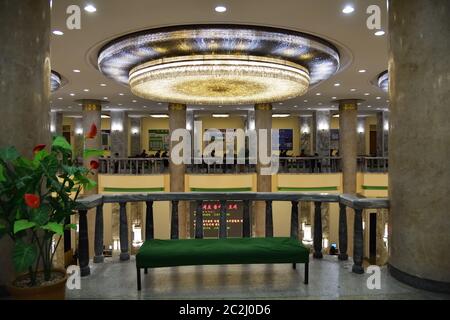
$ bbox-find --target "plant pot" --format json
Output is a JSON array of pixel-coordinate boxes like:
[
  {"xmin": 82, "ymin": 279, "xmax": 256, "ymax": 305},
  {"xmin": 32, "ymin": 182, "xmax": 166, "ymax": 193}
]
[{"xmin": 7, "ymin": 268, "xmax": 67, "ymax": 300}]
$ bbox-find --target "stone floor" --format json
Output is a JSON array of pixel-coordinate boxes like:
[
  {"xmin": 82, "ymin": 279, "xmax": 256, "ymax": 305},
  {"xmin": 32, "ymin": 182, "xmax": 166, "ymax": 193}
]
[{"xmin": 66, "ymin": 255, "xmax": 450, "ymax": 300}]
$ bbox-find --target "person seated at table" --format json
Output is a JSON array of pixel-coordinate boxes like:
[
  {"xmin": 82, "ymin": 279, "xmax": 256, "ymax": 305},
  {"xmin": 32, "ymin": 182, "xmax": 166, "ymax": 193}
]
[
  {"xmin": 155, "ymin": 150, "xmax": 161, "ymax": 158},
  {"xmin": 139, "ymin": 149, "xmax": 148, "ymax": 158},
  {"xmin": 300, "ymin": 149, "xmax": 307, "ymax": 157}
]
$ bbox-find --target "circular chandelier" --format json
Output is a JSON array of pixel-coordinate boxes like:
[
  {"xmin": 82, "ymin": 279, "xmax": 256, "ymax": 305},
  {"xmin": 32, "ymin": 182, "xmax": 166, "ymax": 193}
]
[
  {"xmin": 377, "ymin": 70, "xmax": 389, "ymax": 93},
  {"xmin": 50, "ymin": 71, "xmax": 62, "ymax": 92},
  {"xmin": 98, "ymin": 25, "xmax": 340, "ymax": 105}
]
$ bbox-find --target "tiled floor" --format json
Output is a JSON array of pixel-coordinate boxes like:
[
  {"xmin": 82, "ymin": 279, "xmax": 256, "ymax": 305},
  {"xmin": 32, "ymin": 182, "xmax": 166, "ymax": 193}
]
[{"xmin": 66, "ymin": 255, "xmax": 450, "ymax": 300}]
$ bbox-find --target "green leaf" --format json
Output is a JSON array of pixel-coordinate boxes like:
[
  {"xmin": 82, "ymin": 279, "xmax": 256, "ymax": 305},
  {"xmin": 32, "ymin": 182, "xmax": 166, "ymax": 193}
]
[
  {"xmin": 84, "ymin": 178, "xmax": 97, "ymax": 191},
  {"xmin": 13, "ymin": 219, "xmax": 37, "ymax": 234},
  {"xmin": 83, "ymin": 149, "xmax": 104, "ymax": 158},
  {"xmin": 0, "ymin": 164, "xmax": 6, "ymax": 182},
  {"xmin": 13, "ymin": 242, "xmax": 38, "ymax": 273},
  {"xmin": 42, "ymin": 222, "xmax": 64, "ymax": 235},
  {"xmin": 33, "ymin": 149, "xmax": 49, "ymax": 164},
  {"xmin": 0, "ymin": 146, "xmax": 19, "ymax": 161},
  {"xmin": 62, "ymin": 165, "xmax": 88, "ymax": 176},
  {"xmin": 52, "ymin": 136, "xmax": 72, "ymax": 151},
  {"xmin": 31, "ymin": 205, "xmax": 51, "ymax": 226},
  {"xmin": 65, "ymin": 223, "xmax": 77, "ymax": 231}
]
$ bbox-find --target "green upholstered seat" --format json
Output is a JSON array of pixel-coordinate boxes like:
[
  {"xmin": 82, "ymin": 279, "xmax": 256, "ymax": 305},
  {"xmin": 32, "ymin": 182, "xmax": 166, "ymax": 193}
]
[{"xmin": 136, "ymin": 237, "xmax": 309, "ymax": 268}]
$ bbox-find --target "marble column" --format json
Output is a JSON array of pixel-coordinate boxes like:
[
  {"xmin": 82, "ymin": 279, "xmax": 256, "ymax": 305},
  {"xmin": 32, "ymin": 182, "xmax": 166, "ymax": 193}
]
[
  {"xmin": 388, "ymin": 0, "xmax": 450, "ymax": 292},
  {"xmin": 357, "ymin": 117, "xmax": 366, "ymax": 156},
  {"xmin": 110, "ymin": 111, "xmax": 129, "ymax": 158},
  {"xmin": 50, "ymin": 111, "xmax": 63, "ymax": 136},
  {"xmin": 338, "ymin": 100, "xmax": 358, "ymax": 257},
  {"xmin": 254, "ymin": 103, "xmax": 272, "ymax": 237},
  {"xmin": 73, "ymin": 117, "xmax": 84, "ymax": 161},
  {"xmin": 129, "ymin": 117, "xmax": 142, "ymax": 157},
  {"xmin": 169, "ymin": 103, "xmax": 188, "ymax": 238},
  {"xmin": 0, "ymin": 0, "xmax": 51, "ymax": 289},
  {"xmin": 186, "ymin": 110, "xmax": 194, "ymax": 160},
  {"xmin": 312, "ymin": 111, "xmax": 330, "ymax": 157},
  {"xmin": 300, "ymin": 116, "xmax": 313, "ymax": 155},
  {"xmin": 81, "ymin": 100, "xmax": 103, "ymax": 257},
  {"xmin": 376, "ymin": 111, "xmax": 389, "ymax": 157}
]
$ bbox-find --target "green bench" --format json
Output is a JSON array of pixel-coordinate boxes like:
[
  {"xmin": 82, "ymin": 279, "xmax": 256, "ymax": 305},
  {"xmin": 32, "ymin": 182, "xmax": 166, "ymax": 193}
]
[{"xmin": 136, "ymin": 237, "xmax": 310, "ymax": 290}]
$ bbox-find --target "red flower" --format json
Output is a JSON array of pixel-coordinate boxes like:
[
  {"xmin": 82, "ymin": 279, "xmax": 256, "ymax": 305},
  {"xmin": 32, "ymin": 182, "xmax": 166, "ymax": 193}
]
[
  {"xmin": 90, "ymin": 160, "xmax": 99, "ymax": 170},
  {"xmin": 24, "ymin": 194, "xmax": 40, "ymax": 209},
  {"xmin": 33, "ymin": 144, "xmax": 46, "ymax": 154},
  {"xmin": 86, "ymin": 123, "xmax": 97, "ymax": 139}
]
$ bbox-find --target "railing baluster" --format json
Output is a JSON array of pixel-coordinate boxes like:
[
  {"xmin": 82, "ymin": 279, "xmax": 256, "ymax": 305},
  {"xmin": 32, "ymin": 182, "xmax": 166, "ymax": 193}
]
[
  {"xmin": 171, "ymin": 200, "xmax": 179, "ymax": 239},
  {"xmin": 119, "ymin": 202, "xmax": 130, "ymax": 261},
  {"xmin": 243, "ymin": 200, "xmax": 251, "ymax": 237},
  {"xmin": 93, "ymin": 204, "xmax": 104, "ymax": 263},
  {"xmin": 338, "ymin": 203, "xmax": 348, "ymax": 260},
  {"xmin": 145, "ymin": 201, "xmax": 154, "ymax": 240},
  {"xmin": 313, "ymin": 201, "xmax": 323, "ymax": 259},
  {"xmin": 195, "ymin": 200, "xmax": 203, "ymax": 239},
  {"xmin": 290, "ymin": 201, "xmax": 299, "ymax": 239},
  {"xmin": 78, "ymin": 209, "xmax": 90, "ymax": 276},
  {"xmin": 352, "ymin": 208, "xmax": 364, "ymax": 274},
  {"xmin": 219, "ymin": 200, "xmax": 227, "ymax": 238},
  {"xmin": 265, "ymin": 200, "xmax": 273, "ymax": 237}
]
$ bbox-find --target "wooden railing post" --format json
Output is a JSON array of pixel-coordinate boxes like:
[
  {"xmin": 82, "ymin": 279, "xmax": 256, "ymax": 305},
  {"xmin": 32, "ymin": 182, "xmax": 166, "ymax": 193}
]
[
  {"xmin": 119, "ymin": 202, "xmax": 130, "ymax": 261},
  {"xmin": 352, "ymin": 208, "xmax": 364, "ymax": 274},
  {"xmin": 219, "ymin": 200, "xmax": 227, "ymax": 238},
  {"xmin": 171, "ymin": 200, "xmax": 179, "ymax": 239},
  {"xmin": 78, "ymin": 209, "xmax": 90, "ymax": 276},
  {"xmin": 243, "ymin": 200, "xmax": 251, "ymax": 237},
  {"xmin": 195, "ymin": 200, "xmax": 203, "ymax": 239},
  {"xmin": 313, "ymin": 201, "xmax": 323, "ymax": 259},
  {"xmin": 93, "ymin": 204, "xmax": 104, "ymax": 263},
  {"xmin": 265, "ymin": 200, "xmax": 273, "ymax": 237},
  {"xmin": 290, "ymin": 201, "xmax": 299, "ymax": 239},
  {"xmin": 145, "ymin": 201, "xmax": 154, "ymax": 240},
  {"xmin": 338, "ymin": 203, "xmax": 348, "ymax": 260}
]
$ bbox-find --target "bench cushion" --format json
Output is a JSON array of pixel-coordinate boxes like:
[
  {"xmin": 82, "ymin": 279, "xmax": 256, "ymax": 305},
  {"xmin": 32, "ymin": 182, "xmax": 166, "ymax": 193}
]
[{"xmin": 136, "ymin": 237, "xmax": 309, "ymax": 268}]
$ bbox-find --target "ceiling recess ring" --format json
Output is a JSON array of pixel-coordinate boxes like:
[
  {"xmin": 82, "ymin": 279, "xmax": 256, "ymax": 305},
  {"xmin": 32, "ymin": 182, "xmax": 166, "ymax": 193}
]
[{"xmin": 98, "ymin": 24, "xmax": 340, "ymax": 105}]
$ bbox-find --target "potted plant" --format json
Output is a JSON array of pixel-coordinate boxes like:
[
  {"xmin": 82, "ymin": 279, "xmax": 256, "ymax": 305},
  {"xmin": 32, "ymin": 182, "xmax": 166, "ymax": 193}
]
[{"xmin": 0, "ymin": 124, "xmax": 101, "ymax": 299}]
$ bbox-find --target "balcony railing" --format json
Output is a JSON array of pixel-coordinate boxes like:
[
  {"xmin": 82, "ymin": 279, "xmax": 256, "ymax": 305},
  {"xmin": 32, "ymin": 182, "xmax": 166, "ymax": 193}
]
[
  {"xmin": 357, "ymin": 157, "xmax": 388, "ymax": 173},
  {"xmin": 98, "ymin": 156, "xmax": 388, "ymax": 175},
  {"xmin": 75, "ymin": 192, "xmax": 389, "ymax": 277}
]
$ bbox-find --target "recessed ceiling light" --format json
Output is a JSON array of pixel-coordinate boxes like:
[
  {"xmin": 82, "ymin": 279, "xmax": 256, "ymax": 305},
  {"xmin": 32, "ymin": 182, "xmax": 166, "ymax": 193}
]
[
  {"xmin": 376, "ymin": 96, "xmax": 381, "ymax": 100},
  {"xmin": 278, "ymin": 102, "xmax": 283, "ymax": 105},
  {"xmin": 143, "ymin": 106, "xmax": 147, "ymax": 108},
  {"xmin": 78, "ymin": 103, "xmax": 82, "ymax": 106},
  {"xmin": 69, "ymin": 93, "xmax": 75, "ymax": 96},
  {"xmin": 332, "ymin": 96, "xmax": 337, "ymax": 99},
  {"xmin": 151, "ymin": 114, "xmax": 169, "ymax": 118},
  {"xmin": 103, "ymin": 97, "xmax": 108, "ymax": 100},
  {"xmin": 84, "ymin": 4, "xmax": 97, "ymax": 13},
  {"xmin": 52, "ymin": 30, "xmax": 64, "ymax": 36},
  {"xmin": 58, "ymin": 97, "xmax": 63, "ymax": 100},
  {"xmin": 316, "ymin": 93, "xmax": 321, "ymax": 96},
  {"xmin": 294, "ymin": 105, "xmax": 298, "ymax": 108},
  {"xmin": 357, "ymin": 102, "xmax": 362, "ymax": 105},
  {"xmin": 157, "ymin": 102, "xmax": 162, "ymax": 105},
  {"xmin": 83, "ymin": 89, "xmax": 89, "ymax": 92},
  {"xmin": 334, "ymin": 83, "xmax": 340, "ymax": 87},
  {"xmin": 100, "ymin": 83, "xmax": 107, "ymax": 87},
  {"xmin": 386, "ymin": 99, "xmax": 390, "ymax": 102},
  {"xmin": 374, "ymin": 30, "xmax": 385, "ymax": 36},
  {"xmin": 318, "ymin": 102, "xmax": 323, "ymax": 105},
  {"xmin": 218, "ymin": 105, "xmax": 222, "ymax": 108},
  {"xmin": 272, "ymin": 114, "xmax": 290, "ymax": 118},
  {"xmin": 342, "ymin": 5, "xmax": 355, "ymax": 14},
  {"xmin": 132, "ymin": 100, "xmax": 137, "ymax": 103},
  {"xmin": 119, "ymin": 93, "xmax": 124, "ymax": 96},
  {"xmin": 215, "ymin": 5, "xmax": 227, "ymax": 13},
  {"xmin": 358, "ymin": 69, "xmax": 367, "ymax": 73},
  {"xmin": 304, "ymin": 100, "xmax": 308, "ymax": 103},
  {"xmin": 213, "ymin": 114, "xmax": 229, "ymax": 118},
  {"xmin": 118, "ymin": 103, "xmax": 123, "ymax": 106},
  {"xmin": 364, "ymin": 93, "xmax": 370, "ymax": 96},
  {"xmin": 350, "ymin": 88, "xmax": 356, "ymax": 92},
  {"xmin": 68, "ymin": 106, "xmax": 72, "ymax": 109},
  {"xmin": 367, "ymin": 105, "xmax": 372, "ymax": 108},
  {"xmin": 307, "ymin": 108, "xmax": 312, "ymax": 110},
  {"xmin": 73, "ymin": 69, "xmax": 81, "ymax": 73}
]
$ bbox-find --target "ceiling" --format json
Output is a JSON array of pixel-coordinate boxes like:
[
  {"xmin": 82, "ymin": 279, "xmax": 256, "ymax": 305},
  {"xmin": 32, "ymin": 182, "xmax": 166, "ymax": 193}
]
[{"xmin": 50, "ymin": 0, "xmax": 389, "ymax": 116}]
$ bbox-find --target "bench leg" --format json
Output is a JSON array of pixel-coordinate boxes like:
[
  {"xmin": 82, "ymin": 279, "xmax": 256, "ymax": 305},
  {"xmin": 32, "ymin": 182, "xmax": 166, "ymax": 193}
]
[
  {"xmin": 137, "ymin": 267, "xmax": 141, "ymax": 291},
  {"xmin": 304, "ymin": 262, "xmax": 309, "ymax": 285},
  {"xmin": 292, "ymin": 263, "xmax": 296, "ymax": 270},
  {"xmin": 144, "ymin": 268, "xmax": 148, "ymax": 274}
]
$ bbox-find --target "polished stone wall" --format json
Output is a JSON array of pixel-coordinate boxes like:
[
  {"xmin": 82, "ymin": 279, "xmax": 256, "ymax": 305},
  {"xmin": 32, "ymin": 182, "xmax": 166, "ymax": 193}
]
[
  {"xmin": 312, "ymin": 111, "xmax": 330, "ymax": 157},
  {"xmin": 130, "ymin": 117, "xmax": 142, "ymax": 157},
  {"xmin": 300, "ymin": 116, "xmax": 313, "ymax": 155},
  {"xmin": 110, "ymin": 111, "xmax": 129, "ymax": 158}
]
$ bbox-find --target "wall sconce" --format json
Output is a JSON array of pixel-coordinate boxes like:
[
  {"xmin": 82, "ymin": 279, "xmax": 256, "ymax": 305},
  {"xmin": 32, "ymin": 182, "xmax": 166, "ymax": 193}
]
[
  {"xmin": 322, "ymin": 237, "xmax": 329, "ymax": 249},
  {"xmin": 111, "ymin": 122, "xmax": 123, "ymax": 132},
  {"xmin": 50, "ymin": 124, "xmax": 56, "ymax": 133},
  {"xmin": 75, "ymin": 128, "xmax": 83, "ymax": 136},
  {"xmin": 384, "ymin": 121, "xmax": 389, "ymax": 131},
  {"xmin": 301, "ymin": 125, "xmax": 310, "ymax": 134},
  {"xmin": 302, "ymin": 223, "xmax": 313, "ymax": 244},
  {"xmin": 357, "ymin": 126, "xmax": 365, "ymax": 134},
  {"xmin": 131, "ymin": 127, "xmax": 139, "ymax": 135},
  {"xmin": 318, "ymin": 122, "xmax": 329, "ymax": 131}
]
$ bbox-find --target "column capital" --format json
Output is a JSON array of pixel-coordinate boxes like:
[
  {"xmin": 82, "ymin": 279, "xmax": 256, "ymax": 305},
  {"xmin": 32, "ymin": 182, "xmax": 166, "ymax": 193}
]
[
  {"xmin": 254, "ymin": 103, "xmax": 272, "ymax": 111},
  {"xmin": 168, "ymin": 103, "xmax": 187, "ymax": 111}
]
